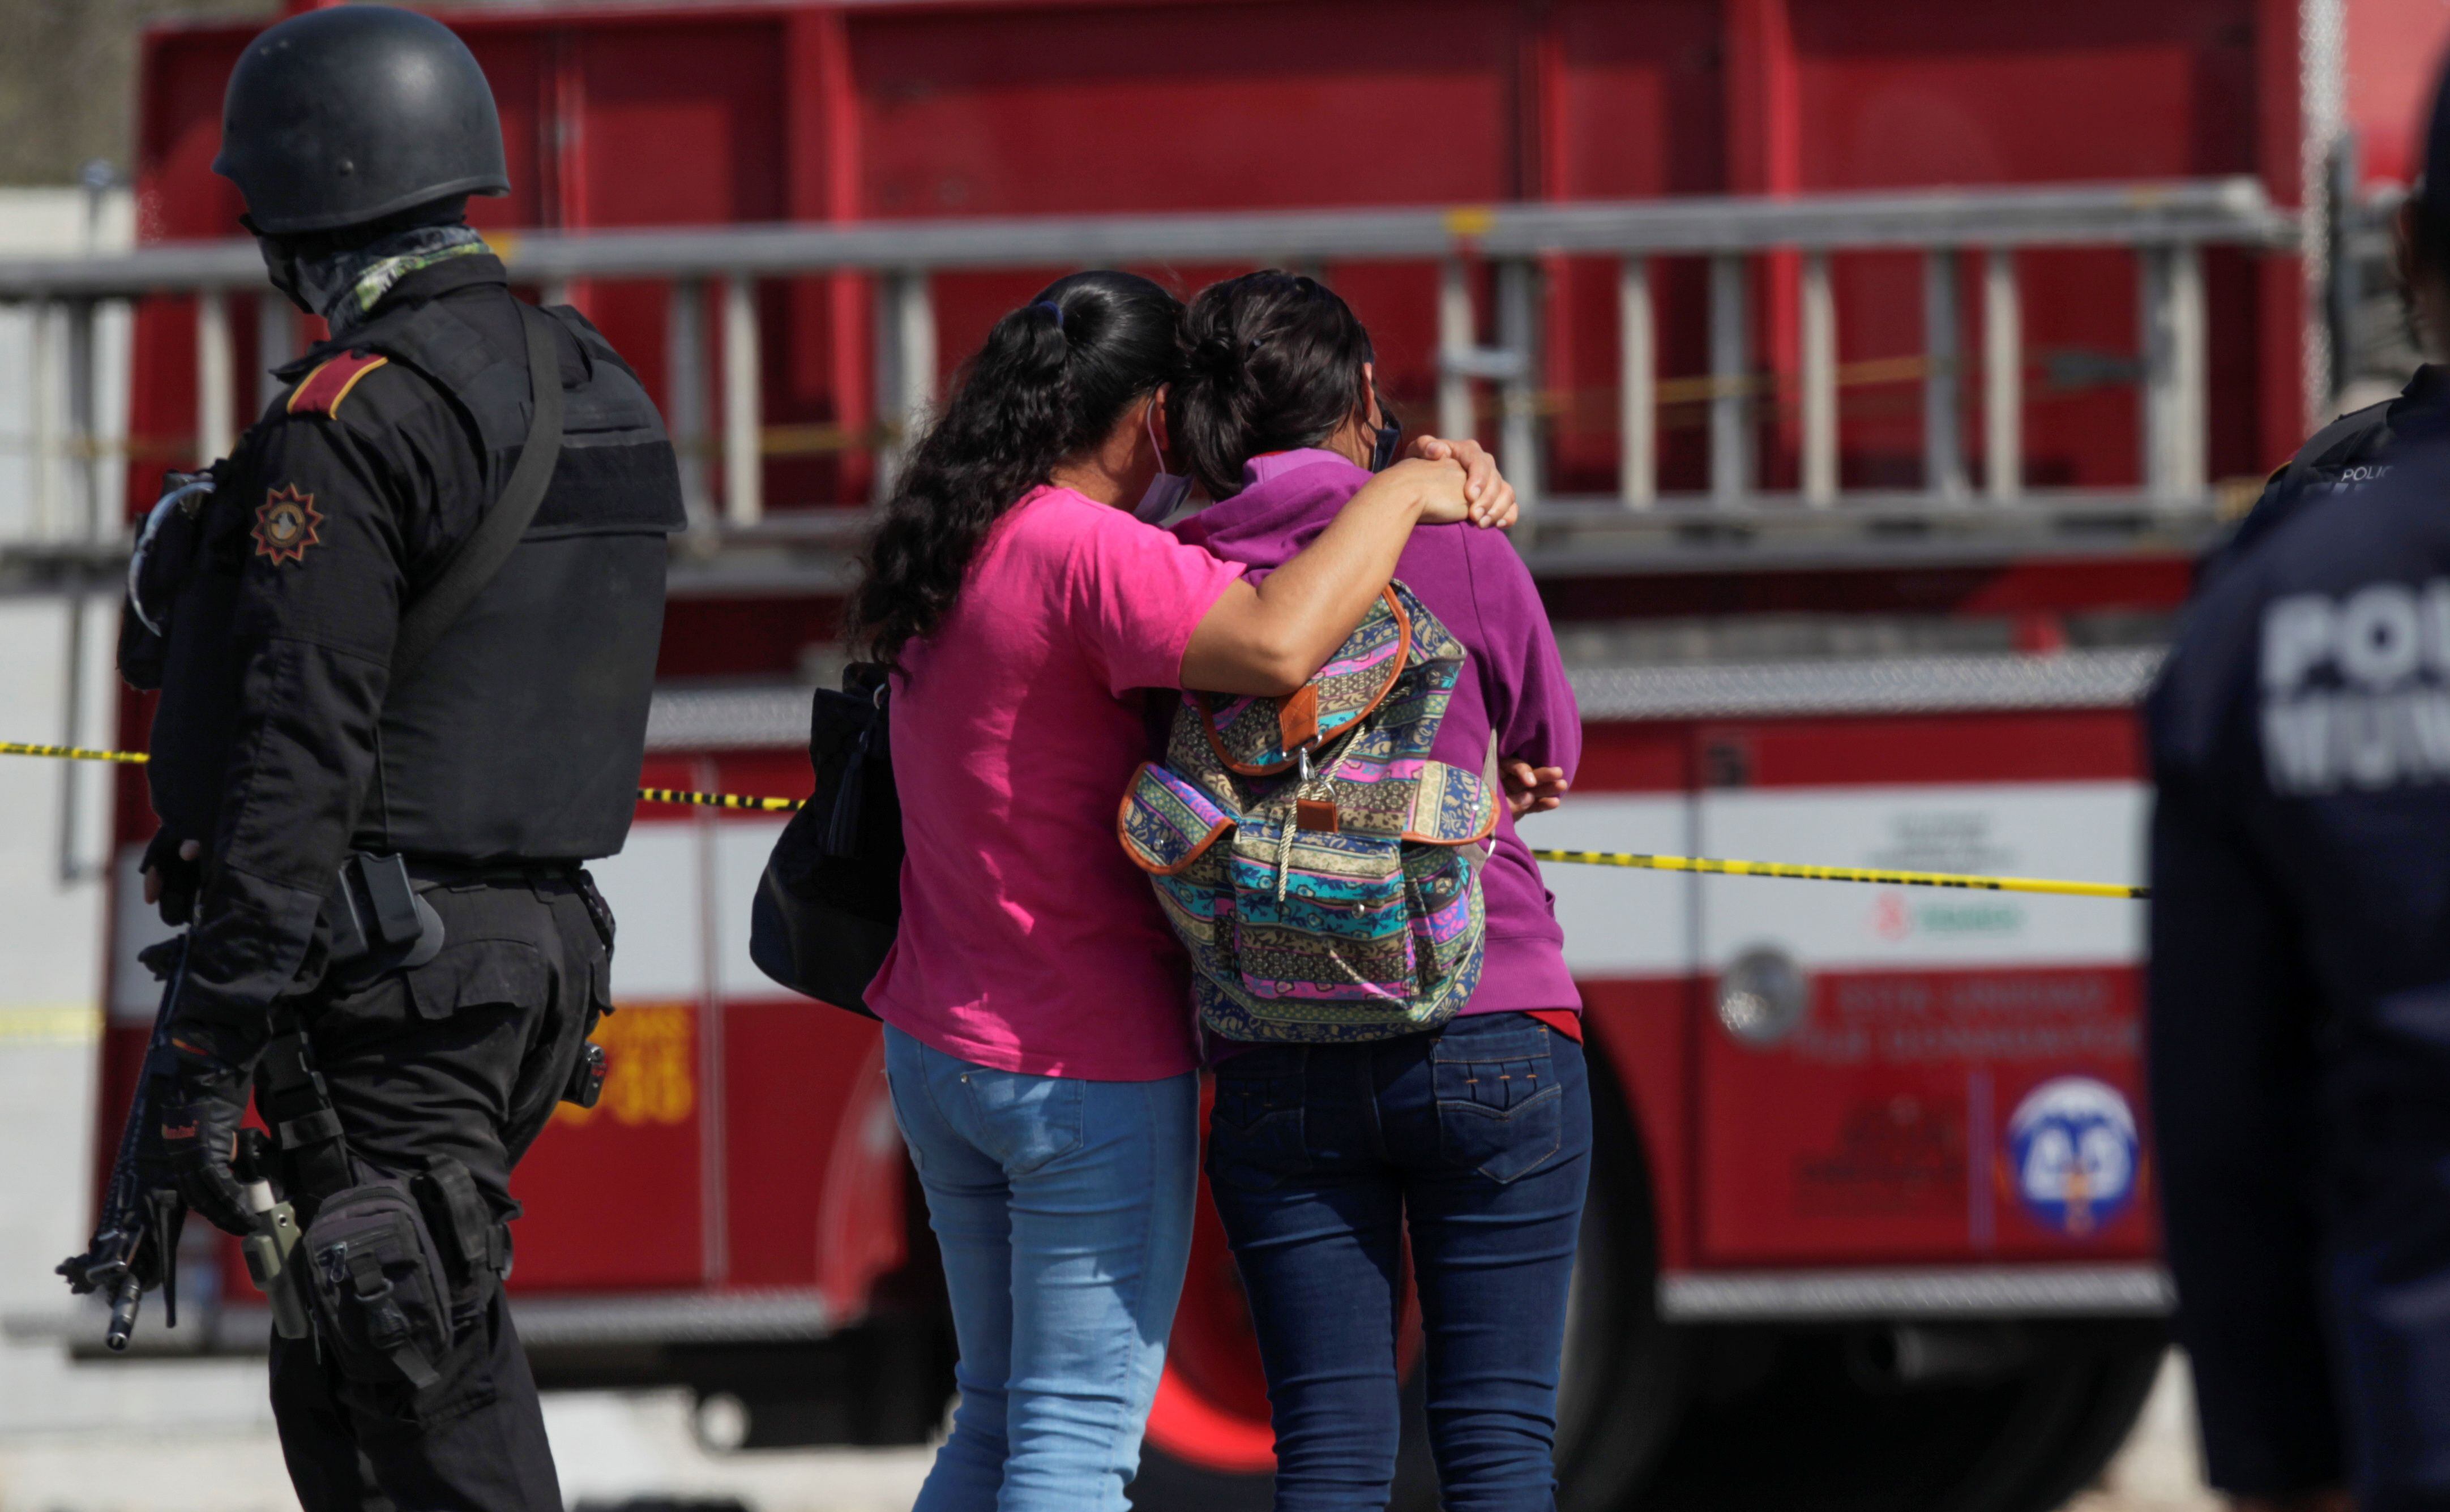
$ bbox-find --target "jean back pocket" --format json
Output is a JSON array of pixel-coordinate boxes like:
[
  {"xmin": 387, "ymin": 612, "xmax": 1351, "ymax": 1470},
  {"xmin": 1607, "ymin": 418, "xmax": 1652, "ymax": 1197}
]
[
  {"xmin": 1207, "ymin": 1048, "xmax": 1307, "ymax": 1192},
  {"xmin": 1431, "ymin": 1020, "xmax": 1562, "ymax": 1184},
  {"xmin": 959, "ymin": 1066, "xmax": 1087, "ymax": 1177}
]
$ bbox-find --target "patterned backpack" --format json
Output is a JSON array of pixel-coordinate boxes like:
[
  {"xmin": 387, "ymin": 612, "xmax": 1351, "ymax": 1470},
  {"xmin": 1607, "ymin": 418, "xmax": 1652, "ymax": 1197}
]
[{"xmin": 1119, "ymin": 582, "xmax": 1499, "ymax": 1042}]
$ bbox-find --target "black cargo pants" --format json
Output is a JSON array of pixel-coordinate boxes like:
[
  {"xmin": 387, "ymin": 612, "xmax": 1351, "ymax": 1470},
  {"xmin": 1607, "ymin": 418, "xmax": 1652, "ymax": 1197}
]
[{"xmin": 265, "ymin": 870, "xmax": 611, "ymax": 1512}]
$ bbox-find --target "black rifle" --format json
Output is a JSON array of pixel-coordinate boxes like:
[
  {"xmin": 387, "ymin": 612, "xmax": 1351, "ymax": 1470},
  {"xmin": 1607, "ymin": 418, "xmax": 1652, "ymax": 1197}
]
[{"xmin": 57, "ymin": 935, "xmax": 190, "ymax": 1350}]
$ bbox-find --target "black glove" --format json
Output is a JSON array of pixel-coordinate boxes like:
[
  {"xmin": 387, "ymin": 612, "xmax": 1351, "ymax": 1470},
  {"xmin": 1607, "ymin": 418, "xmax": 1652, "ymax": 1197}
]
[
  {"xmin": 132, "ymin": 1021, "xmax": 260, "ymax": 1237},
  {"xmin": 140, "ymin": 829, "xmax": 202, "ymax": 927},
  {"xmin": 136, "ymin": 936, "xmax": 185, "ymax": 983}
]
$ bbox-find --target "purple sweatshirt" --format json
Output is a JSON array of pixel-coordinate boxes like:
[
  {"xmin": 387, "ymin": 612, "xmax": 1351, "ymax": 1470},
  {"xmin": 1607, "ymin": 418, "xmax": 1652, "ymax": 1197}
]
[{"xmin": 1174, "ymin": 449, "xmax": 1584, "ymax": 1017}]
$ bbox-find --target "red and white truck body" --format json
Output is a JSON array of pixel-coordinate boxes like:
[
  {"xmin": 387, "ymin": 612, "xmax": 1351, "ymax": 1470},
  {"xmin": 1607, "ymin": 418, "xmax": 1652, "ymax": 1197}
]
[{"xmin": 47, "ymin": 0, "xmax": 2450, "ymax": 1502}]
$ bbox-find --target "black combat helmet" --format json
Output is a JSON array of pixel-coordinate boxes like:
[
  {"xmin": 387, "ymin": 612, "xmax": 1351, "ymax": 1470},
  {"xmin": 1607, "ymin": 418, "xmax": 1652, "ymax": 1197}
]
[{"xmin": 212, "ymin": 6, "xmax": 508, "ymax": 235}]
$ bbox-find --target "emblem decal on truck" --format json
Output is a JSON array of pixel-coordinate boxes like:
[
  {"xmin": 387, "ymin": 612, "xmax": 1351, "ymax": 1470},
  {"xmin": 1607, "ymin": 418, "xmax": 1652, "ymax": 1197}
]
[{"xmin": 2002, "ymin": 1076, "xmax": 2140, "ymax": 1237}]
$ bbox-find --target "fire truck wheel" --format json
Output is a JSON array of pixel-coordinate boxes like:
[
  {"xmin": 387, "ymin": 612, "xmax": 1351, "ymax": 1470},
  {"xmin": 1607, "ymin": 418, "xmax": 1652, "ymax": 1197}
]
[
  {"xmin": 1554, "ymin": 1054, "xmax": 1686, "ymax": 1512},
  {"xmin": 1634, "ymin": 1317, "xmax": 2167, "ymax": 1512}
]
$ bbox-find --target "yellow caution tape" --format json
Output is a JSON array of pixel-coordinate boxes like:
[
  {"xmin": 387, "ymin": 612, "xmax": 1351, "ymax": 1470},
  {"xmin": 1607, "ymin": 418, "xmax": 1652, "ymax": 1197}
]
[
  {"xmin": 1526, "ymin": 848, "xmax": 2146, "ymax": 901},
  {"xmin": 3, "ymin": 740, "xmax": 2143, "ymax": 898},
  {"xmin": 0, "ymin": 741, "xmax": 149, "ymax": 765},
  {"xmin": 636, "ymin": 785, "xmax": 803, "ymax": 813},
  {"xmin": 5, "ymin": 741, "xmax": 805, "ymax": 813},
  {"xmin": 0, "ymin": 1006, "xmax": 104, "ymax": 1043}
]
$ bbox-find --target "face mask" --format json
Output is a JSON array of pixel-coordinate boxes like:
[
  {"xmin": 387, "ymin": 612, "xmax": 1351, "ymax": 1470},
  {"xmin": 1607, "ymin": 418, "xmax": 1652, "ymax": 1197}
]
[
  {"xmin": 253, "ymin": 235, "xmax": 311, "ymax": 315},
  {"xmin": 1134, "ymin": 400, "xmax": 1193, "ymax": 524},
  {"xmin": 1367, "ymin": 390, "xmax": 1403, "ymax": 473}
]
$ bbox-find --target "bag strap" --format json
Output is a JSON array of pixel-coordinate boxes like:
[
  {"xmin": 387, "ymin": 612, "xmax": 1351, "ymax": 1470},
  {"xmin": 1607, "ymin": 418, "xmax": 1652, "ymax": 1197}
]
[
  {"xmin": 345, "ymin": 1249, "xmax": 441, "ymax": 1390},
  {"xmin": 414, "ymin": 1157, "xmax": 506, "ymax": 1286},
  {"xmin": 390, "ymin": 302, "xmax": 567, "ymax": 683}
]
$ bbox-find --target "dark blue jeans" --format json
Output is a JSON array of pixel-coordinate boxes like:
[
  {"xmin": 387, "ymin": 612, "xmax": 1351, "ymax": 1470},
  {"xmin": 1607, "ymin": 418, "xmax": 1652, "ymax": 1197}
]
[{"xmin": 1206, "ymin": 1013, "xmax": 1592, "ymax": 1512}]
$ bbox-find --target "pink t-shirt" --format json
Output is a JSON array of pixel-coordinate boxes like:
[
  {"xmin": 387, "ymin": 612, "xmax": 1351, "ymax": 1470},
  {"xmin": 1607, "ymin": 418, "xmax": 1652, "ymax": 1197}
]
[{"xmin": 866, "ymin": 486, "xmax": 1246, "ymax": 1081}]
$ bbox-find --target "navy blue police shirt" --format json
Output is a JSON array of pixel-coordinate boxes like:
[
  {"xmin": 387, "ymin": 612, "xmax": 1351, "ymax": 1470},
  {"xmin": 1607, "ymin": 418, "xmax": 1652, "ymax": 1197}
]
[
  {"xmin": 2198, "ymin": 366, "xmax": 2439, "ymax": 590},
  {"xmin": 2147, "ymin": 409, "xmax": 2450, "ymax": 1495}
]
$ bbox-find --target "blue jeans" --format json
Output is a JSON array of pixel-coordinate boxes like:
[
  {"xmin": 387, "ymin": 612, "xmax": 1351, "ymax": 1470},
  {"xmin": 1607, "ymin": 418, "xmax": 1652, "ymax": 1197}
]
[
  {"xmin": 882, "ymin": 1024, "xmax": 1200, "ymax": 1512},
  {"xmin": 1206, "ymin": 1013, "xmax": 1592, "ymax": 1512}
]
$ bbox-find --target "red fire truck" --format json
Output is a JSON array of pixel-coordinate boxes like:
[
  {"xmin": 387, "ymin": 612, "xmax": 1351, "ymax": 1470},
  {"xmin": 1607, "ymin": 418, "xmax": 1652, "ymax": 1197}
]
[{"xmin": 46, "ymin": 0, "xmax": 2450, "ymax": 1506}]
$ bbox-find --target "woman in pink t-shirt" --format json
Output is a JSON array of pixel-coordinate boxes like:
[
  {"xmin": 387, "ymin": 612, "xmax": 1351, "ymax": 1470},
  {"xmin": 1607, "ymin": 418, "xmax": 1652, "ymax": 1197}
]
[{"xmin": 839, "ymin": 270, "xmax": 1515, "ymax": 1512}]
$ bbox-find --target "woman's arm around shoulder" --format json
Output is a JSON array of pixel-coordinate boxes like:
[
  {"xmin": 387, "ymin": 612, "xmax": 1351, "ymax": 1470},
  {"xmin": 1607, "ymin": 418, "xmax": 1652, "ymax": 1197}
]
[{"xmin": 1180, "ymin": 455, "xmax": 1514, "ymax": 696}]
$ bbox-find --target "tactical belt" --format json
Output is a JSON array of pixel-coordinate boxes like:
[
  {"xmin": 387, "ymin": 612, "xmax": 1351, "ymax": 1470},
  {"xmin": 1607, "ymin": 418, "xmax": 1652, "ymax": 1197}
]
[{"xmin": 403, "ymin": 858, "xmax": 584, "ymax": 889}]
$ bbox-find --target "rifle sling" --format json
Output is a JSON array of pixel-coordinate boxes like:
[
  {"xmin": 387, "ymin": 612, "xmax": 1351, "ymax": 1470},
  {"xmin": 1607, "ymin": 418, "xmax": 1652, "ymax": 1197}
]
[{"xmin": 389, "ymin": 302, "xmax": 566, "ymax": 683}]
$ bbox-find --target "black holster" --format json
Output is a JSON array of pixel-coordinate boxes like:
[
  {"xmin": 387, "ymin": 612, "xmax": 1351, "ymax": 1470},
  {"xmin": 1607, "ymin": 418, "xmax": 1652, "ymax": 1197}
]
[{"xmin": 324, "ymin": 853, "xmax": 446, "ymax": 978}]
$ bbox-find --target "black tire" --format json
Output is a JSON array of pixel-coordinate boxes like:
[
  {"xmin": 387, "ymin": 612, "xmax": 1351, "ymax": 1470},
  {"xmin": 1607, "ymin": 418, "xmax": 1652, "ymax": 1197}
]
[
  {"xmin": 1965, "ymin": 1325, "xmax": 2165, "ymax": 1512},
  {"xmin": 1631, "ymin": 1319, "xmax": 2167, "ymax": 1512},
  {"xmin": 1555, "ymin": 1052, "xmax": 1688, "ymax": 1512}
]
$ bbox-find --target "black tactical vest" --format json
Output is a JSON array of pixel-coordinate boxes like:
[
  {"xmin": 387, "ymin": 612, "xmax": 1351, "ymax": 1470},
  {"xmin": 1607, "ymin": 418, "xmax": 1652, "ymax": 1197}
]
[
  {"xmin": 139, "ymin": 286, "xmax": 685, "ymax": 868},
  {"xmin": 360, "ymin": 297, "xmax": 683, "ymax": 863}
]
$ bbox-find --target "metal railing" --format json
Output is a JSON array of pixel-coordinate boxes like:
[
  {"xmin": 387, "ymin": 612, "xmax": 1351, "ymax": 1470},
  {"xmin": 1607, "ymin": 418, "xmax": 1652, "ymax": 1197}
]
[{"xmin": 0, "ymin": 177, "xmax": 2293, "ymax": 582}]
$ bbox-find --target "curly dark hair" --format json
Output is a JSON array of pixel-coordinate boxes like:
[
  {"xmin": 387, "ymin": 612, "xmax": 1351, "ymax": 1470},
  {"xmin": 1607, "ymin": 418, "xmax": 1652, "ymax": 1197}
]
[
  {"xmin": 1168, "ymin": 269, "xmax": 1374, "ymax": 500},
  {"xmin": 843, "ymin": 269, "xmax": 1185, "ymax": 673}
]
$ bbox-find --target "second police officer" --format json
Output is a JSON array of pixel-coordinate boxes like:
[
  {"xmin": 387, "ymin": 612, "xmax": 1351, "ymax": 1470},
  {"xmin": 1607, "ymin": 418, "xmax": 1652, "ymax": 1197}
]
[
  {"xmin": 2198, "ymin": 192, "xmax": 2442, "ymax": 590},
  {"xmin": 2149, "ymin": 48, "xmax": 2450, "ymax": 1512},
  {"xmin": 122, "ymin": 6, "xmax": 686, "ymax": 1507}
]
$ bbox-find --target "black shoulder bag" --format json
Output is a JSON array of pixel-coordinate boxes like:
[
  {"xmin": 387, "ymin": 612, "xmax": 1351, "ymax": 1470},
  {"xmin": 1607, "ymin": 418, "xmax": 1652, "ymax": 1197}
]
[{"xmin": 748, "ymin": 662, "xmax": 904, "ymax": 1016}]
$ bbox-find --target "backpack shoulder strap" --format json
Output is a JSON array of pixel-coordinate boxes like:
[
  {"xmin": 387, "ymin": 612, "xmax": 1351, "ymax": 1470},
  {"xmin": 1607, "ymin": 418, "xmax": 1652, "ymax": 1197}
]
[{"xmin": 390, "ymin": 302, "xmax": 566, "ymax": 683}]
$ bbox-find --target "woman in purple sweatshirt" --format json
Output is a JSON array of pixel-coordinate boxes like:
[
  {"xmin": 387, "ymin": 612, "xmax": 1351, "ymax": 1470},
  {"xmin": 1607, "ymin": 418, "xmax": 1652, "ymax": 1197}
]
[{"xmin": 1167, "ymin": 271, "xmax": 1585, "ymax": 1512}]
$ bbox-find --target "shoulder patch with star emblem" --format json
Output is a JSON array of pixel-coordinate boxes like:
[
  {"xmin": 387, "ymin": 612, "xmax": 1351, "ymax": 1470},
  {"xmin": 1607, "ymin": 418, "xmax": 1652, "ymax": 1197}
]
[{"xmin": 252, "ymin": 485, "xmax": 324, "ymax": 566}]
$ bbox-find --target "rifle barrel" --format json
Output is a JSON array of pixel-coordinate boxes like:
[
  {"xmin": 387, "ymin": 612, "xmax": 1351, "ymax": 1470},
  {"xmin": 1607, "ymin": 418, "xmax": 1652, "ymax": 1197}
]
[
  {"xmin": 106, "ymin": 1274, "xmax": 142, "ymax": 1351},
  {"xmin": 72, "ymin": 937, "xmax": 191, "ymax": 1351}
]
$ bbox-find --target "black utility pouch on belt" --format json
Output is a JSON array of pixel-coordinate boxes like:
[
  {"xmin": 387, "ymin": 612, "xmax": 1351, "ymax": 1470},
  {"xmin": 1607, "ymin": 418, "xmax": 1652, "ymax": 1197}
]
[
  {"xmin": 562, "ymin": 1040, "xmax": 608, "ymax": 1109},
  {"xmin": 300, "ymin": 1180, "xmax": 456, "ymax": 1390},
  {"xmin": 324, "ymin": 852, "xmax": 445, "ymax": 975}
]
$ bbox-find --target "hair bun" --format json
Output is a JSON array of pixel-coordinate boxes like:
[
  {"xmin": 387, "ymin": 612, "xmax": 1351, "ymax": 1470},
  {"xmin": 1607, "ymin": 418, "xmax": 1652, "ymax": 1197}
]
[{"xmin": 1190, "ymin": 330, "xmax": 1245, "ymax": 379}]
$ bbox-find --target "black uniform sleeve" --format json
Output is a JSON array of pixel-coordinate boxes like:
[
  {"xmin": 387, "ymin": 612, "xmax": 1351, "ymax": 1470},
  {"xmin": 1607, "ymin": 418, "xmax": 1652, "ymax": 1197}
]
[
  {"xmin": 177, "ymin": 412, "xmax": 409, "ymax": 1043},
  {"xmin": 2147, "ymin": 652, "xmax": 2343, "ymax": 1494}
]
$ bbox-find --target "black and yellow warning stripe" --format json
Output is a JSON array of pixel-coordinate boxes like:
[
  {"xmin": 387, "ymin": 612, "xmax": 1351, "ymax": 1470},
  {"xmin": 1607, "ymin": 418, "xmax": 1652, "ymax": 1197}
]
[
  {"xmin": 0, "ymin": 740, "xmax": 151, "ymax": 765},
  {"xmin": 5, "ymin": 742, "xmax": 807, "ymax": 813},
  {"xmin": 1524, "ymin": 847, "xmax": 2147, "ymax": 901},
  {"xmin": 635, "ymin": 785, "xmax": 804, "ymax": 814},
  {"xmin": 3, "ymin": 740, "xmax": 2143, "ymax": 900}
]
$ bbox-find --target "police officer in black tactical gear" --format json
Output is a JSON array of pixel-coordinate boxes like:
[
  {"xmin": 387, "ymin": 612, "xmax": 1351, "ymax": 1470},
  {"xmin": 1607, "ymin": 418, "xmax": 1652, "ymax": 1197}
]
[
  {"xmin": 2148, "ymin": 55, "xmax": 2450, "ymax": 1512},
  {"xmin": 2200, "ymin": 362, "xmax": 2441, "ymax": 588},
  {"xmin": 119, "ymin": 7, "xmax": 685, "ymax": 1508},
  {"xmin": 2199, "ymin": 195, "xmax": 2442, "ymax": 590}
]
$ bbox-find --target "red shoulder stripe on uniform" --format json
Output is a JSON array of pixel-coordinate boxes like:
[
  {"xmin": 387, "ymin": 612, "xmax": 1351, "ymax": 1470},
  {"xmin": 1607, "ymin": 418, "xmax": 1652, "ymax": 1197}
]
[{"xmin": 286, "ymin": 351, "xmax": 390, "ymax": 418}]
